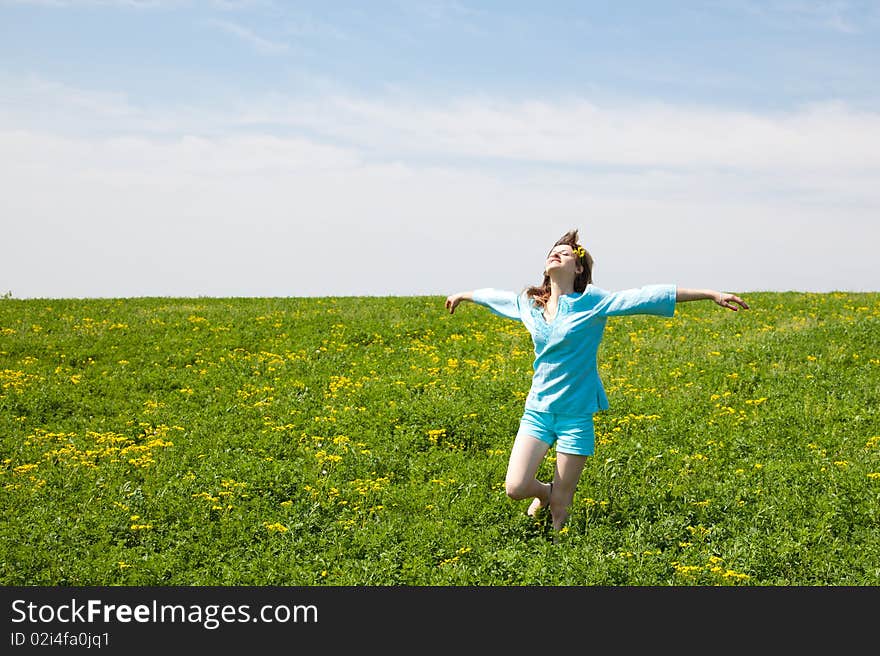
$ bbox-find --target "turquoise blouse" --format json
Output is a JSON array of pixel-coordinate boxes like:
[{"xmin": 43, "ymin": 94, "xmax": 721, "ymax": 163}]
[{"xmin": 472, "ymin": 284, "xmax": 677, "ymax": 415}]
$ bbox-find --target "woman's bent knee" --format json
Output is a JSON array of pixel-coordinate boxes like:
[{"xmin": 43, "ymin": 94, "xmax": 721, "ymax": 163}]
[{"xmin": 505, "ymin": 479, "xmax": 530, "ymax": 500}]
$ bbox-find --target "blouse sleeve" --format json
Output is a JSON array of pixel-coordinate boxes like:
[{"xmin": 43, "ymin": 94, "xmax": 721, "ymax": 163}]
[
  {"xmin": 596, "ymin": 284, "xmax": 677, "ymax": 317},
  {"xmin": 471, "ymin": 288, "xmax": 524, "ymax": 322}
]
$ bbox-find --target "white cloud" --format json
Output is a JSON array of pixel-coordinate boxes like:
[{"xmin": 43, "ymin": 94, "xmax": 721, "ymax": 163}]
[
  {"xmin": 1, "ymin": 0, "xmax": 173, "ymax": 7},
  {"xmin": 723, "ymin": 0, "xmax": 879, "ymax": 34},
  {"xmin": 2, "ymin": 77, "xmax": 878, "ymax": 298},
  {"xmin": 246, "ymin": 96, "xmax": 880, "ymax": 172},
  {"xmin": 282, "ymin": 16, "xmax": 349, "ymax": 41},
  {"xmin": 206, "ymin": 18, "xmax": 290, "ymax": 55},
  {"xmin": 228, "ymin": 95, "xmax": 880, "ymax": 214},
  {"xmin": 0, "ymin": 0, "xmax": 261, "ymax": 7}
]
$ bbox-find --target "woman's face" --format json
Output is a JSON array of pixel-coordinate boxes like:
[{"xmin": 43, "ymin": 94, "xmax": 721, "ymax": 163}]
[{"xmin": 545, "ymin": 244, "xmax": 582, "ymax": 277}]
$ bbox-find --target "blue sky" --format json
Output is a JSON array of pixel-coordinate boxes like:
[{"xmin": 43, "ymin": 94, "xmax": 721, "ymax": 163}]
[{"xmin": 2, "ymin": 1, "xmax": 879, "ymax": 297}]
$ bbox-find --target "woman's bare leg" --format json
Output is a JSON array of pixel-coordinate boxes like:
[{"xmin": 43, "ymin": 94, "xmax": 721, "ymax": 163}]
[
  {"xmin": 505, "ymin": 432, "xmax": 551, "ymax": 515},
  {"xmin": 549, "ymin": 452, "xmax": 588, "ymax": 531}
]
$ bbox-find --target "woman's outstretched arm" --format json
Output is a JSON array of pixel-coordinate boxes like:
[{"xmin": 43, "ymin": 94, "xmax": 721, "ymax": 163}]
[
  {"xmin": 448, "ymin": 289, "xmax": 524, "ymax": 321},
  {"xmin": 676, "ymin": 288, "xmax": 750, "ymax": 311},
  {"xmin": 445, "ymin": 291, "xmax": 474, "ymax": 314}
]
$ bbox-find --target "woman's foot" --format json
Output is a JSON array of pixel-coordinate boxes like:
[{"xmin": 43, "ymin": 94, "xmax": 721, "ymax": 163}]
[{"xmin": 527, "ymin": 482, "xmax": 552, "ymax": 517}]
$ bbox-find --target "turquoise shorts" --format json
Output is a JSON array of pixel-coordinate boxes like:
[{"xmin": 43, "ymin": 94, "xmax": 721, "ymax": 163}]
[{"xmin": 517, "ymin": 408, "xmax": 595, "ymax": 456}]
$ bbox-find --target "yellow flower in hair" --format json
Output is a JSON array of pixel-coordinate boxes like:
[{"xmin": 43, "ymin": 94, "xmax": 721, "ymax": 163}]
[{"xmin": 574, "ymin": 246, "xmax": 586, "ymax": 258}]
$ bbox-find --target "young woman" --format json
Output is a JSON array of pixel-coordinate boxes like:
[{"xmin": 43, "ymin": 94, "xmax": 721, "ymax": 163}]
[{"xmin": 445, "ymin": 229, "xmax": 749, "ymax": 531}]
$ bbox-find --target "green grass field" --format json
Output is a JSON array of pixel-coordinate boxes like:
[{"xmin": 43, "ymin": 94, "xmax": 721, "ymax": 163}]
[{"xmin": 1, "ymin": 292, "xmax": 878, "ymax": 585}]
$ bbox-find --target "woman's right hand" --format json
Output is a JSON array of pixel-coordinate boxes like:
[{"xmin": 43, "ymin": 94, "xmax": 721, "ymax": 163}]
[
  {"xmin": 445, "ymin": 293, "xmax": 465, "ymax": 314},
  {"xmin": 445, "ymin": 291, "xmax": 474, "ymax": 314}
]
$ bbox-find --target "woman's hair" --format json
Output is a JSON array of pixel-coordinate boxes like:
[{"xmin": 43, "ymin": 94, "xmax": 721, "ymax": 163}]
[{"xmin": 524, "ymin": 229, "xmax": 594, "ymax": 309}]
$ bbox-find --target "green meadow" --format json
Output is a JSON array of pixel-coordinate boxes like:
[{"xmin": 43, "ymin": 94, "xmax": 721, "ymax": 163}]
[{"xmin": 1, "ymin": 292, "xmax": 878, "ymax": 585}]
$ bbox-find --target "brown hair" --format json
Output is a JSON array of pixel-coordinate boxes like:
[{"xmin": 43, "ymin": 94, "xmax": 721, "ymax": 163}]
[{"xmin": 525, "ymin": 229, "xmax": 594, "ymax": 309}]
